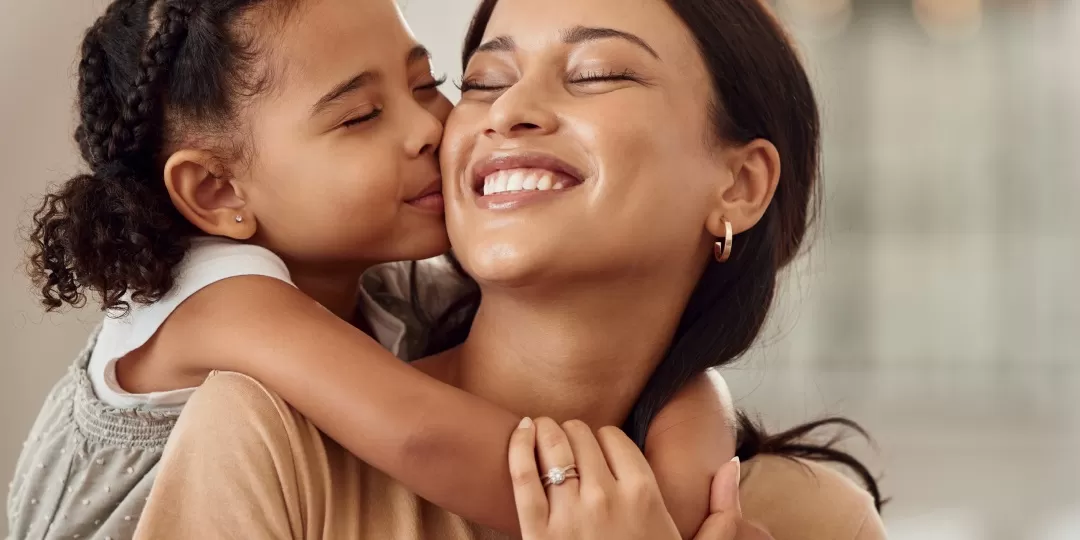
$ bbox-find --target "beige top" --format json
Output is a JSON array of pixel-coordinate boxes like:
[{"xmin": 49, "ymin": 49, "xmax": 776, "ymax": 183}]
[{"xmin": 135, "ymin": 372, "xmax": 886, "ymax": 540}]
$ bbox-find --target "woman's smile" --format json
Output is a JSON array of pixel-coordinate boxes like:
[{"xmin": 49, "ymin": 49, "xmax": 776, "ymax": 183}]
[{"xmin": 469, "ymin": 151, "xmax": 587, "ymax": 210}]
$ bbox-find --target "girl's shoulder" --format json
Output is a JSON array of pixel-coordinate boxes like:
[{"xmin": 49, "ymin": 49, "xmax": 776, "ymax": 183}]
[{"xmin": 89, "ymin": 237, "xmax": 296, "ymax": 409}]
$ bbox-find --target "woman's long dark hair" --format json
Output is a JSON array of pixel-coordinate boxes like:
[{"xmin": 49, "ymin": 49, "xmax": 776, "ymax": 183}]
[{"xmin": 426, "ymin": 0, "xmax": 884, "ymax": 512}]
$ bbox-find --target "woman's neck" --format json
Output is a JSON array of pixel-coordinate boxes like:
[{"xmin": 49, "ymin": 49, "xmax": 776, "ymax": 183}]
[{"xmin": 450, "ymin": 280, "xmax": 692, "ymax": 429}]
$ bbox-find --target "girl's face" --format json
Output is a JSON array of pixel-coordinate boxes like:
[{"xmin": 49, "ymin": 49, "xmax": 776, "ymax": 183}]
[{"xmin": 236, "ymin": 0, "xmax": 452, "ymax": 269}]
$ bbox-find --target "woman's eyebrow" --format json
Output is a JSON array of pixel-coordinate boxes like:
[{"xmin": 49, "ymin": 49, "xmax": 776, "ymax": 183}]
[
  {"xmin": 562, "ymin": 26, "xmax": 660, "ymax": 59},
  {"xmin": 473, "ymin": 25, "xmax": 660, "ymax": 60}
]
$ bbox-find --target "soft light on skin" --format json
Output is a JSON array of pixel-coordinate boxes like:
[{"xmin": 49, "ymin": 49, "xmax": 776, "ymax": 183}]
[{"xmin": 442, "ymin": 0, "xmax": 778, "ymax": 293}]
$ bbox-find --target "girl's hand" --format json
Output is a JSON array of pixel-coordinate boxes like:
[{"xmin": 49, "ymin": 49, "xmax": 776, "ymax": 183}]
[{"xmin": 509, "ymin": 417, "xmax": 682, "ymax": 540}]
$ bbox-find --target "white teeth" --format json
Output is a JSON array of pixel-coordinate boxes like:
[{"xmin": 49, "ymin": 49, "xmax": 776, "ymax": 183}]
[
  {"xmin": 507, "ymin": 171, "xmax": 524, "ymax": 192},
  {"xmin": 482, "ymin": 169, "xmax": 573, "ymax": 195},
  {"xmin": 522, "ymin": 174, "xmax": 538, "ymax": 190}
]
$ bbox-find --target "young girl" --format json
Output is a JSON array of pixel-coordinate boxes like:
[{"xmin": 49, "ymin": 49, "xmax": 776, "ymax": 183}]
[{"xmin": 8, "ymin": 0, "xmax": 737, "ymax": 538}]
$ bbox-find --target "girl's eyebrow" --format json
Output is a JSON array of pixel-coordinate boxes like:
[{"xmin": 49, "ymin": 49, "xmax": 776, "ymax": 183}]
[
  {"xmin": 312, "ymin": 71, "xmax": 378, "ymax": 116},
  {"xmin": 311, "ymin": 45, "xmax": 432, "ymax": 117}
]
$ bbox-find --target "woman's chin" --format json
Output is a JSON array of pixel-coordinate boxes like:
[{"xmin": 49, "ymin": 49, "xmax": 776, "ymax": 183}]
[{"xmin": 457, "ymin": 245, "xmax": 551, "ymax": 290}]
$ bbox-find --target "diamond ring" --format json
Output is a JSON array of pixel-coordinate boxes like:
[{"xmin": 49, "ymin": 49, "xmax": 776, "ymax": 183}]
[{"xmin": 542, "ymin": 464, "xmax": 579, "ymax": 487}]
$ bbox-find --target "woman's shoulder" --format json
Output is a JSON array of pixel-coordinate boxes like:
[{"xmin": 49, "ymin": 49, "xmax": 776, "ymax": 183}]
[
  {"xmin": 185, "ymin": 371, "xmax": 293, "ymax": 420},
  {"xmin": 138, "ymin": 371, "xmax": 336, "ymax": 539},
  {"xmin": 177, "ymin": 371, "xmax": 308, "ymax": 446},
  {"xmin": 740, "ymin": 455, "xmax": 886, "ymax": 540}
]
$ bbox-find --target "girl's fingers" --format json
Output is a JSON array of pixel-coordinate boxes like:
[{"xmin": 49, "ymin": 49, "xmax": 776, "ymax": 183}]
[{"xmin": 508, "ymin": 417, "xmax": 548, "ymax": 531}]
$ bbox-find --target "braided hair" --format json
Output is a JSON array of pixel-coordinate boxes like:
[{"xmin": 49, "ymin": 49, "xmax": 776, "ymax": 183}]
[{"xmin": 29, "ymin": 0, "xmax": 278, "ymax": 313}]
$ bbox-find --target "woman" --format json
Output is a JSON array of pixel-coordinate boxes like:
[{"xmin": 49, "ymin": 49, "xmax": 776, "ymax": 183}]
[{"xmin": 136, "ymin": 0, "xmax": 885, "ymax": 537}]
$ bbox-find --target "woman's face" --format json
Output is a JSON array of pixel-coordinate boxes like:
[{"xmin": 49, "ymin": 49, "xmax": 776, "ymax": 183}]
[
  {"xmin": 239, "ymin": 0, "xmax": 452, "ymax": 268},
  {"xmin": 442, "ymin": 0, "xmax": 730, "ymax": 286}
]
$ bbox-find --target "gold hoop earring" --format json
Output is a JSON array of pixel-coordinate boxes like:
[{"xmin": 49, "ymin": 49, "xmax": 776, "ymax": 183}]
[{"xmin": 713, "ymin": 220, "xmax": 733, "ymax": 263}]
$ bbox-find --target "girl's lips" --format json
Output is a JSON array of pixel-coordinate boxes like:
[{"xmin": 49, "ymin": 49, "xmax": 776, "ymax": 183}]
[
  {"xmin": 406, "ymin": 191, "xmax": 444, "ymax": 212},
  {"xmin": 406, "ymin": 177, "xmax": 444, "ymax": 212}
]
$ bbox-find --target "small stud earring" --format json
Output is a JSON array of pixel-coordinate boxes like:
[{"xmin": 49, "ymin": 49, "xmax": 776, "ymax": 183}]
[
  {"xmin": 713, "ymin": 219, "xmax": 733, "ymax": 263},
  {"xmin": 234, "ymin": 215, "xmax": 243, "ymax": 223}
]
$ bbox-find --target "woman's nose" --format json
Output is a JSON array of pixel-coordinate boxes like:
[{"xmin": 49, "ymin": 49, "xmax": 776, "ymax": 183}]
[{"xmin": 484, "ymin": 83, "xmax": 558, "ymax": 140}]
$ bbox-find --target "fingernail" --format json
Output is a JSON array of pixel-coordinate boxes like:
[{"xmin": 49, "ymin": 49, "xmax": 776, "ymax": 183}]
[
  {"xmin": 518, "ymin": 417, "xmax": 533, "ymax": 429},
  {"xmin": 711, "ymin": 457, "xmax": 741, "ymax": 513},
  {"xmin": 731, "ymin": 456, "xmax": 741, "ymax": 486}
]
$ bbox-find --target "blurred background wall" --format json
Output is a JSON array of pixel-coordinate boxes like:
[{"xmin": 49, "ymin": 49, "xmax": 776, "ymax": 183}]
[{"xmin": 3, "ymin": 0, "xmax": 1077, "ymax": 538}]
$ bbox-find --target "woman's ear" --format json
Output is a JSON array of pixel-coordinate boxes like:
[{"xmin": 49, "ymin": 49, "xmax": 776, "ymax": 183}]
[
  {"xmin": 705, "ymin": 139, "xmax": 781, "ymax": 238},
  {"xmin": 163, "ymin": 149, "xmax": 256, "ymax": 240}
]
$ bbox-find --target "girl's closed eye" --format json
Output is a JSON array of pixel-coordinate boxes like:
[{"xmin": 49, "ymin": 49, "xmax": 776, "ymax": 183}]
[
  {"xmin": 341, "ymin": 107, "xmax": 383, "ymax": 129},
  {"xmin": 415, "ymin": 74, "xmax": 448, "ymax": 97},
  {"xmin": 343, "ymin": 75, "xmax": 445, "ymax": 128}
]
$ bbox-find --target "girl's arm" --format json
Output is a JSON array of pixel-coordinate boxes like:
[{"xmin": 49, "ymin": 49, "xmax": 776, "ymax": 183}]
[
  {"xmin": 161, "ymin": 275, "xmax": 522, "ymax": 534},
  {"xmin": 157, "ymin": 275, "xmax": 735, "ymax": 537}
]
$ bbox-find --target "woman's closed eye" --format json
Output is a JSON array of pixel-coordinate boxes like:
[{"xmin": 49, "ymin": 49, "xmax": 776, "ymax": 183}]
[
  {"xmin": 457, "ymin": 76, "xmax": 510, "ymax": 94},
  {"xmin": 567, "ymin": 68, "xmax": 643, "ymax": 85},
  {"xmin": 458, "ymin": 68, "xmax": 645, "ymax": 95}
]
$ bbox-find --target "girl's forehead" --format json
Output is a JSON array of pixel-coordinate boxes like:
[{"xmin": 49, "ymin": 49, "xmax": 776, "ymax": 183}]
[{"xmin": 260, "ymin": 0, "xmax": 420, "ymax": 93}]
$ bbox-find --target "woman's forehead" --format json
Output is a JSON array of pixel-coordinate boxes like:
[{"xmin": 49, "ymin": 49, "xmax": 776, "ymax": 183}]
[{"xmin": 481, "ymin": 0, "xmax": 688, "ymax": 54}]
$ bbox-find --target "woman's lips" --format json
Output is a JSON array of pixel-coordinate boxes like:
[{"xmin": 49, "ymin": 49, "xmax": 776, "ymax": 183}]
[
  {"xmin": 473, "ymin": 168, "xmax": 582, "ymax": 211},
  {"xmin": 474, "ymin": 185, "xmax": 579, "ymax": 211},
  {"xmin": 479, "ymin": 167, "xmax": 580, "ymax": 196},
  {"xmin": 470, "ymin": 152, "xmax": 586, "ymax": 196}
]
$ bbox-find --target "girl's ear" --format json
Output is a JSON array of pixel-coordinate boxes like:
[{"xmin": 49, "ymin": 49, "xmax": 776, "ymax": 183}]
[{"xmin": 163, "ymin": 149, "xmax": 256, "ymax": 239}]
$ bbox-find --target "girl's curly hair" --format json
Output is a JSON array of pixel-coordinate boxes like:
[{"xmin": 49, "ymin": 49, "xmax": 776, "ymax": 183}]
[{"xmin": 28, "ymin": 0, "xmax": 279, "ymax": 313}]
